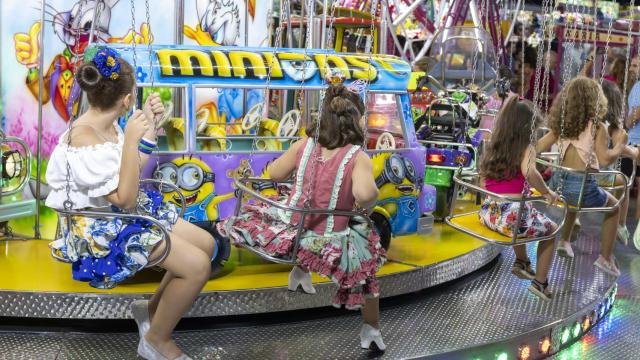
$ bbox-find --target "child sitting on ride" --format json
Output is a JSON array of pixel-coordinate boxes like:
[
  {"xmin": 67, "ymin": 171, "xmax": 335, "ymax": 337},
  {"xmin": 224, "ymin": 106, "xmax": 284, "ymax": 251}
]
[
  {"xmin": 538, "ymin": 77, "xmax": 627, "ymax": 277},
  {"xmin": 45, "ymin": 47, "xmax": 214, "ymax": 360},
  {"xmin": 478, "ymin": 96, "xmax": 559, "ymax": 301},
  {"xmin": 479, "ymin": 65, "xmax": 517, "ymax": 139},
  {"xmin": 216, "ymin": 84, "xmax": 387, "ymax": 350},
  {"xmin": 599, "ymin": 80, "xmax": 640, "ymax": 245}
]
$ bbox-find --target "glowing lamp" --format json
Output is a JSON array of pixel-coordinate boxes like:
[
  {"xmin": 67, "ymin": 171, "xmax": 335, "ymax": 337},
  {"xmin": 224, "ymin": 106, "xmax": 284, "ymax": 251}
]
[
  {"xmin": 582, "ymin": 316, "xmax": 591, "ymax": 332},
  {"xmin": 1, "ymin": 149, "xmax": 23, "ymax": 180},
  {"xmin": 561, "ymin": 327, "xmax": 570, "ymax": 344},
  {"xmin": 572, "ymin": 322, "xmax": 581, "ymax": 338},
  {"xmin": 427, "ymin": 154, "xmax": 445, "ymax": 164},
  {"xmin": 538, "ymin": 336, "xmax": 551, "ymax": 354},
  {"xmin": 495, "ymin": 352, "xmax": 508, "ymax": 360},
  {"xmin": 518, "ymin": 344, "xmax": 531, "ymax": 360}
]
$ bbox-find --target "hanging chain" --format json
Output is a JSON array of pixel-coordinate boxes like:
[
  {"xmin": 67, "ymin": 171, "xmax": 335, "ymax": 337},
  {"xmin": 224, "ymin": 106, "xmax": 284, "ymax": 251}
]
[
  {"xmin": 521, "ymin": 0, "xmax": 553, "ymax": 198},
  {"xmin": 63, "ymin": 0, "xmax": 88, "ymax": 210},
  {"xmin": 129, "ymin": 0, "xmax": 139, "ymax": 98}
]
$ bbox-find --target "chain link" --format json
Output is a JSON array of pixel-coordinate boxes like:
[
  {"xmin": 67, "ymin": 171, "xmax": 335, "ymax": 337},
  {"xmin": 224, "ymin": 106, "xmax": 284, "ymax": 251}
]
[{"xmin": 63, "ymin": 0, "xmax": 88, "ymax": 210}]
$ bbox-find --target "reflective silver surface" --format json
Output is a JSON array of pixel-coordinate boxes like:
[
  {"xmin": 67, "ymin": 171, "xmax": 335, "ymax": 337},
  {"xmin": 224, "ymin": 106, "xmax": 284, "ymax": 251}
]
[
  {"xmin": 0, "ymin": 244, "xmax": 501, "ymax": 319},
  {"xmin": 1, "ymin": 213, "xmax": 631, "ymax": 359}
]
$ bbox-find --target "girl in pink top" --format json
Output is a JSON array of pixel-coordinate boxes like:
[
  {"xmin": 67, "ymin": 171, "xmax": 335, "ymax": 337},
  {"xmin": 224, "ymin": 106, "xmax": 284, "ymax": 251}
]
[
  {"xmin": 479, "ymin": 96, "xmax": 559, "ymax": 301},
  {"xmin": 217, "ymin": 84, "xmax": 386, "ymax": 350}
]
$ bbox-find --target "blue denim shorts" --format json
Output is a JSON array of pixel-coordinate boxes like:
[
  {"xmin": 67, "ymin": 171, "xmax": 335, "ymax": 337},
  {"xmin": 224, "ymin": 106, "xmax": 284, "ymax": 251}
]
[{"xmin": 548, "ymin": 171, "xmax": 608, "ymax": 208}]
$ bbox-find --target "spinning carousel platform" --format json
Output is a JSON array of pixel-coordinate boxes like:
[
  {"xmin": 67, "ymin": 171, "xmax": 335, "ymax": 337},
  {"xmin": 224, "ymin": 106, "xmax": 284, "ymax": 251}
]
[
  {"xmin": 0, "ymin": 221, "xmax": 501, "ymax": 319},
  {"xmin": 0, "ymin": 213, "xmax": 628, "ymax": 359}
]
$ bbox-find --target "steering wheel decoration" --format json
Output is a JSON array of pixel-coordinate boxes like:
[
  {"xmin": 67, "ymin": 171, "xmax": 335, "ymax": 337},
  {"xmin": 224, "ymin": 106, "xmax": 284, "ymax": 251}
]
[
  {"xmin": 376, "ymin": 132, "xmax": 396, "ymax": 150},
  {"xmin": 242, "ymin": 103, "xmax": 264, "ymax": 130},
  {"xmin": 276, "ymin": 110, "xmax": 301, "ymax": 141}
]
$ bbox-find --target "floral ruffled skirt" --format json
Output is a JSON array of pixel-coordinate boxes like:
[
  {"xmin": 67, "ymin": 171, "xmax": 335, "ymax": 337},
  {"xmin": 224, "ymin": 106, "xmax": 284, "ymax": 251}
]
[
  {"xmin": 217, "ymin": 198, "xmax": 386, "ymax": 309},
  {"xmin": 49, "ymin": 191, "xmax": 179, "ymax": 289},
  {"xmin": 478, "ymin": 199, "xmax": 557, "ymax": 238}
]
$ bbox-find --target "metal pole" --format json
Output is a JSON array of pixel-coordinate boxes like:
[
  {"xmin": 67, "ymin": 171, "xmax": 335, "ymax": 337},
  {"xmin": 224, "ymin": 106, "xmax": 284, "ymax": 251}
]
[
  {"xmin": 35, "ymin": 0, "xmax": 46, "ymax": 239},
  {"xmin": 320, "ymin": 0, "xmax": 328, "ymax": 49},
  {"xmin": 285, "ymin": 0, "xmax": 293, "ymax": 47},
  {"xmin": 307, "ymin": 0, "xmax": 314, "ymax": 49},
  {"xmin": 503, "ymin": 0, "xmax": 522, "ymax": 48}
]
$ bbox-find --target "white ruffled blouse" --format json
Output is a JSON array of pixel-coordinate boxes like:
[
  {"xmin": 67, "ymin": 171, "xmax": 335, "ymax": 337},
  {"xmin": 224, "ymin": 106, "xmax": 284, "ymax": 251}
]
[{"xmin": 45, "ymin": 124, "xmax": 124, "ymax": 210}]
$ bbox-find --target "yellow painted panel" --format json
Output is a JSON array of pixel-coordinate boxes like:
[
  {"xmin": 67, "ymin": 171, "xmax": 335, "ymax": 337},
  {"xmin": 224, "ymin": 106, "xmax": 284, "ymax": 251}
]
[
  {"xmin": 0, "ymin": 221, "xmax": 489, "ymax": 294},
  {"xmin": 449, "ymin": 212, "xmax": 514, "ymax": 244}
]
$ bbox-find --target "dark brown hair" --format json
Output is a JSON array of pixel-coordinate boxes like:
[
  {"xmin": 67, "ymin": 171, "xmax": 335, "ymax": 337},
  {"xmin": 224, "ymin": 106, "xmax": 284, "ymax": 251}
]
[
  {"xmin": 601, "ymin": 80, "xmax": 623, "ymax": 131},
  {"xmin": 548, "ymin": 77, "xmax": 607, "ymax": 139},
  {"xmin": 76, "ymin": 56, "xmax": 135, "ymax": 110},
  {"xmin": 480, "ymin": 96, "xmax": 543, "ymax": 180},
  {"xmin": 308, "ymin": 84, "xmax": 365, "ymax": 149}
]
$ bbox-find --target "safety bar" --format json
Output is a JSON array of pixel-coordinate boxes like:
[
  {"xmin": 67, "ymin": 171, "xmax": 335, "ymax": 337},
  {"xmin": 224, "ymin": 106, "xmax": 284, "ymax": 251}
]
[
  {"xmin": 139, "ymin": 178, "xmax": 186, "ymax": 218},
  {"xmin": 419, "ymin": 140, "xmax": 478, "ymax": 171},
  {"xmin": 57, "ymin": 209, "xmax": 172, "ymax": 267},
  {"xmin": 233, "ymin": 177, "xmax": 372, "ymax": 265},
  {"xmin": 445, "ymin": 171, "xmax": 568, "ymax": 246},
  {"xmin": 0, "ymin": 135, "xmax": 32, "ymax": 196},
  {"xmin": 535, "ymin": 157, "xmax": 628, "ymax": 213}
]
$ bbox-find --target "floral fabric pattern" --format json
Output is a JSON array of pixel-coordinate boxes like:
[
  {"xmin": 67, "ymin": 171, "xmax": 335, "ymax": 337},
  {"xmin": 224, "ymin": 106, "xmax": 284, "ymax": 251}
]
[
  {"xmin": 478, "ymin": 198, "xmax": 557, "ymax": 238},
  {"xmin": 49, "ymin": 190, "xmax": 179, "ymax": 289}
]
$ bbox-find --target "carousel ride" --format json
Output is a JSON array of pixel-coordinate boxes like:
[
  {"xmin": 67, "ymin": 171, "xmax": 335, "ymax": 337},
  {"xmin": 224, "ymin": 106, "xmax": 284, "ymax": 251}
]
[{"xmin": 0, "ymin": 0, "xmax": 633, "ymax": 359}]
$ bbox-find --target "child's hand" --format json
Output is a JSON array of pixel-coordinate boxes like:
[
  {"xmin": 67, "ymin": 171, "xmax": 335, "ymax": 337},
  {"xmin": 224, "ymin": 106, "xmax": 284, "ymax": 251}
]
[
  {"xmin": 143, "ymin": 93, "xmax": 165, "ymax": 126},
  {"xmin": 124, "ymin": 110, "xmax": 151, "ymax": 141},
  {"xmin": 543, "ymin": 190, "xmax": 559, "ymax": 205}
]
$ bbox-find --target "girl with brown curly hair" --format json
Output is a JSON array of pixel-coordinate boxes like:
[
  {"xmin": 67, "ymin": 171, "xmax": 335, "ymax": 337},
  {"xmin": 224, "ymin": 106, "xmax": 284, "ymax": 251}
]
[
  {"xmin": 217, "ymin": 84, "xmax": 386, "ymax": 351},
  {"xmin": 479, "ymin": 96, "xmax": 559, "ymax": 300},
  {"xmin": 538, "ymin": 77, "xmax": 628, "ymax": 277}
]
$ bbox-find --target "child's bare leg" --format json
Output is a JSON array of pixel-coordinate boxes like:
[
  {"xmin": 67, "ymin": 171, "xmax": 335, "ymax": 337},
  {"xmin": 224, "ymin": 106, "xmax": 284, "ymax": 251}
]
[
  {"xmin": 601, "ymin": 192, "xmax": 620, "ymax": 261},
  {"xmin": 513, "ymin": 245, "xmax": 529, "ymax": 261},
  {"xmin": 361, "ymin": 297, "xmax": 380, "ymax": 329},
  {"xmin": 535, "ymin": 239, "xmax": 554, "ymax": 283}
]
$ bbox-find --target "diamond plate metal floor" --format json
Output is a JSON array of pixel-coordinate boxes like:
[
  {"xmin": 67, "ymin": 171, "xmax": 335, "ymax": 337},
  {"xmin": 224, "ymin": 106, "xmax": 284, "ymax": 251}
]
[{"xmin": 1, "ymin": 214, "xmax": 637, "ymax": 359}]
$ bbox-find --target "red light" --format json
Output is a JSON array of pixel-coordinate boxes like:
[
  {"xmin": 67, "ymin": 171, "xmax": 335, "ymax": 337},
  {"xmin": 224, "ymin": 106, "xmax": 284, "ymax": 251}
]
[{"xmin": 427, "ymin": 154, "xmax": 445, "ymax": 163}]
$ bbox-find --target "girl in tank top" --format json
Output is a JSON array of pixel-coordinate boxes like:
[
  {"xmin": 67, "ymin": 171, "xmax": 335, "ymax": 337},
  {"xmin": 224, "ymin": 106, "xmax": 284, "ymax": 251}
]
[
  {"xmin": 479, "ymin": 96, "xmax": 559, "ymax": 301},
  {"xmin": 538, "ymin": 77, "xmax": 627, "ymax": 278}
]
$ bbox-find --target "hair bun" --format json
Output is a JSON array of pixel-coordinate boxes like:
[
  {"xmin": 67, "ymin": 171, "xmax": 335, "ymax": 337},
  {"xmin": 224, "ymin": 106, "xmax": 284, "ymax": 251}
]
[
  {"xmin": 329, "ymin": 96, "xmax": 353, "ymax": 114},
  {"xmin": 76, "ymin": 63, "xmax": 102, "ymax": 92}
]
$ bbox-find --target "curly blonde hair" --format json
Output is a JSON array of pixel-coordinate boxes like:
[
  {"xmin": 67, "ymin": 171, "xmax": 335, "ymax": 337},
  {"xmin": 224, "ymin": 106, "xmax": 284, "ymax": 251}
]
[{"xmin": 548, "ymin": 77, "xmax": 607, "ymax": 139}]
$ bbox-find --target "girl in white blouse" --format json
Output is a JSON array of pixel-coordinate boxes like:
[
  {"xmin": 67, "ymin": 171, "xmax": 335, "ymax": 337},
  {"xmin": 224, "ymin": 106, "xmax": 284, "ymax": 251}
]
[{"xmin": 46, "ymin": 47, "xmax": 209, "ymax": 360}]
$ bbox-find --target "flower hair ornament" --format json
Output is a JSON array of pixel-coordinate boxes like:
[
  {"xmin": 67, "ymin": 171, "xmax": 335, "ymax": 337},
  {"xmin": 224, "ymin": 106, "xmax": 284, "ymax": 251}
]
[
  {"xmin": 325, "ymin": 68, "xmax": 367, "ymax": 98},
  {"xmin": 84, "ymin": 47, "xmax": 121, "ymax": 80}
]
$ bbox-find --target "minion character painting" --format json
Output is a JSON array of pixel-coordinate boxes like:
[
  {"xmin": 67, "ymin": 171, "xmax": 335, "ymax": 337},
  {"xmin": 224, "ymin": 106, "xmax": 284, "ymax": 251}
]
[
  {"xmin": 372, "ymin": 153, "xmax": 421, "ymax": 235},
  {"xmin": 154, "ymin": 156, "xmax": 234, "ymax": 223}
]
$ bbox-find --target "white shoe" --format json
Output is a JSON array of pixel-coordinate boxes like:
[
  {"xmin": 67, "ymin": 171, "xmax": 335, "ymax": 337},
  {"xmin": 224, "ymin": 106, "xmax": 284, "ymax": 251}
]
[
  {"xmin": 288, "ymin": 266, "xmax": 316, "ymax": 294},
  {"xmin": 557, "ymin": 241, "xmax": 574, "ymax": 258},
  {"xmin": 594, "ymin": 255, "xmax": 621, "ymax": 277},
  {"xmin": 131, "ymin": 300, "xmax": 151, "ymax": 339},
  {"xmin": 617, "ymin": 225, "xmax": 630, "ymax": 246},
  {"xmin": 633, "ymin": 225, "xmax": 640, "ymax": 251},
  {"xmin": 137, "ymin": 336, "xmax": 169, "ymax": 360},
  {"xmin": 360, "ymin": 324, "xmax": 386, "ymax": 351},
  {"xmin": 575, "ymin": 217, "xmax": 582, "ymax": 228}
]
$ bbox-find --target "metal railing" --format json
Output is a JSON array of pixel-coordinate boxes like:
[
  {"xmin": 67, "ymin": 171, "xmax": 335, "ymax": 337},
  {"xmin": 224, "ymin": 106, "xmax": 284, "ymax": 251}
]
[
  {"xmin": 233, "ymin": 177, "xmax": 372, "ymax": 265},
  {"xmin": 445, "ymin": 171, "xmax": 568, "ymax": 246}
]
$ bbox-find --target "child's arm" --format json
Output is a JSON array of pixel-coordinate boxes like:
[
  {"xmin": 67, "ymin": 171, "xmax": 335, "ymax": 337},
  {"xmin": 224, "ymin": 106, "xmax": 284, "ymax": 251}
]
[
  {"xmin": 268, "ymin": 140, "xmax": 305, "ymax": 182},
  {"xmin": 622, "ymin": 144, "xmax": 639, "ymax": 160},
  {"xmin": 351, "ymin": 152, "xmax": 379, "ymax": 212},
  {"xmin": 596, "ymin": 126, "xmax": 626, "ymax": 167},
  {"xmin": 625, "ymin": 107, "xmax": 640, "ymax": 129},
  {"xmin": 104, "ymin": 111, "xmax": 153, "ymax": 209},
  {"xmin": 521, "ymin": 146, "xmax": 558, "ymax": 204},
  {"xmin": 536, "ymin": 131, "xmax": 558, "ymax": 153}
]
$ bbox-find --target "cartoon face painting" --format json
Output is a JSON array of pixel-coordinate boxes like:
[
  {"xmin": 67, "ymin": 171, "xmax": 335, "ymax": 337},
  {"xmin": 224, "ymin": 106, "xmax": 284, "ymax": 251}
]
[
  {"xmin": 13, "ymin": 0, "xmax": 151, "ymax": 123},
  {"xmin": 185, "ymin": 0, "xmax": 243, "ymax": 46},
  {"xmin": 154, "ymin": 156, "xmax": 234, "ymax": 223},
  {"xmin": 372, "ymin": 153, "xmax": 421, "ymax": 235}
]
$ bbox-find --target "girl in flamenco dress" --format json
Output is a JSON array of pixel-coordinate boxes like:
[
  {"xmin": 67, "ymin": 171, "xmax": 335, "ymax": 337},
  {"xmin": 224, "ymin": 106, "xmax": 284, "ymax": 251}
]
[{"xmin": 217, "ymin": 83, "xmax": 387, "ymax": 351}]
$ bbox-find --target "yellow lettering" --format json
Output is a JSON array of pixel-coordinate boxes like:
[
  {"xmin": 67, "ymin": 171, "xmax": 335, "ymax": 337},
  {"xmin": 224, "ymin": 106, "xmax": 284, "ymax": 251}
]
[
  {"xmin": 314, "ymin": 54, "xmax": 351, "ymax": 80},
  {"xmin": 228, "ymin": 51, "xmax": 268, "ymax": 78},
  {"xmin": 157, "ymin": 49, "xmax": 213, "ymax": 77},
  {"xmin": 211, "ymin": 51, "xmax": 231, "ymax": 77},
  {"xmin": 344, "ymin": 55, "xmax": 377, "ymax": 81},
  {"xmin": 262, "ymin": 53, "xmax": 284, "ymax": 78}
]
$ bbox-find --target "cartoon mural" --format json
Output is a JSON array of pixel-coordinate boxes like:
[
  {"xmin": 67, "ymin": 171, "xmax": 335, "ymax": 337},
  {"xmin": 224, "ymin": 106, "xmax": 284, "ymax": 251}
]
[
  {"xmin": 154, "ymin": 156, "xmax": 234, "ymax": 223},
  {"xmin": 12, "ymin": 0, "xmax": 152, "ymax": 123},
  {"xmin": 184, "ymin": 0, "xmax": 243, "ymax": 46},
  {"xmin": 372, "ymin": 153, "xmax": 421, "ymax": 235}
]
